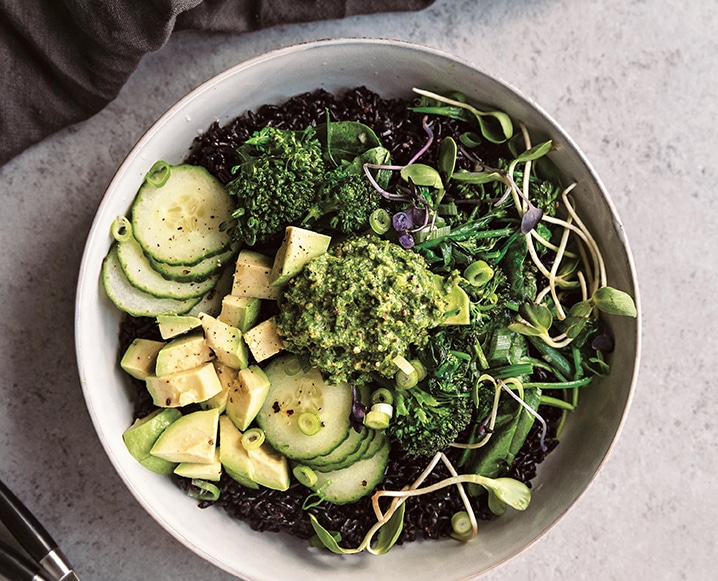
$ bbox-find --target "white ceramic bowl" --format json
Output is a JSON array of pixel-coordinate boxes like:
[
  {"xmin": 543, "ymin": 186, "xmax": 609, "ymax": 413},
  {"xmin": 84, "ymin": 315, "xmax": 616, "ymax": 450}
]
[{"xmin": 76, "ymin": 38, "xmax": 641, "ymax": 580}]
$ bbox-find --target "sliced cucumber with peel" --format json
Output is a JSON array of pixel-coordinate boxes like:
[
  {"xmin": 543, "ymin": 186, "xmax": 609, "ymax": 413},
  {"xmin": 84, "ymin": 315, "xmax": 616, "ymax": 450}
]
[
  {"xmin": 308, "ymin": 435, "xmax": 390, "ymax": 505},
  {"xmin": 101, "ymin": 245, "xmax": 200, "ymax": 317},
  {"xmin": 116, "ymin": 236, "xmax": 220, "ymax": 300},
  {"xmin": 256, "ymin": 355, "xmax": 353, "ymax": 461},
  {"xmin": 131, "ymin": 163, "xmax": 235, "ymax": 266},
  {"xmin": 147, "ymin": 243, "xmax": 239, "ymax": 282}
]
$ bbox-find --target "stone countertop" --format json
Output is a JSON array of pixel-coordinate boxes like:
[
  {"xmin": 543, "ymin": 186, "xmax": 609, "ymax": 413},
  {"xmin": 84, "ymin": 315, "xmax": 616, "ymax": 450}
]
[{"xmin": 1, "ymin": 0, "xmax": 715, "ymax": 579}]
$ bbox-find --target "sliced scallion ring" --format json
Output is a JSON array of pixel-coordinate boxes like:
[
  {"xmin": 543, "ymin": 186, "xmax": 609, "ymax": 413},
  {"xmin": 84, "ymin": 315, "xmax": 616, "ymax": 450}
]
[
  {"xmin": 297, "ymin": 411, "xmax": 322, "ymax": 436},
  {"xmin": 293, "ymin": 465, "xmax": 318, "ymax": 487},
  {"xmin": 371, "ymin": 388, "xmax": 394, "ymax": 406},
  {"xmin": 241, "ymin": 428, "xmax": 265, "ymax": 450},
  {"xmin": 110, "ymin": 215, "xmax": 133, "ymax": 242},
  {"xmin": 364, "ymin": 409, "xmax": 391, "ymax": 430},
  {"xmin": 369, "ymin": 208, "xmax": 391, "ymax": 234},
  {"xmin": 145, "ymin": 160, "xmax": 171, "ymax": 188},
  {"xmin": 187, "ymin": 479, "xmax": 221, "ymax": 502}
]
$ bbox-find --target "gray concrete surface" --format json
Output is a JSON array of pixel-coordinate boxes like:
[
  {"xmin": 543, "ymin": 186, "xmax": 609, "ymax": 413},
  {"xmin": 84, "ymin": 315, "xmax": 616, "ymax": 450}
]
[{"xmin": 1, "ymin": 0, "xmax": 715, "ymax": 579}]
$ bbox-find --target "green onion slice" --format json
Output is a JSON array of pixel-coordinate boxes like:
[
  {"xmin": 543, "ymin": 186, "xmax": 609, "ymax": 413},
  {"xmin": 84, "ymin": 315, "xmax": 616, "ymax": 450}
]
[
  {"xmin": 369, "ymin": 208, "xmax": 392, "ymax": 234},
  {"xmin": 297, "ymin": 411, "xmax": 322, "ymax": 436},
  {"xmin": 293, "ymin": 465, "xmax": 318, "ymax": 487},
  {"xmin": 241, "ymin": 428, "xmax": 265, "ymax": 450},
  {"xmin": 145, "ymin": 160, "xmax": 171, "ymax": 188}
]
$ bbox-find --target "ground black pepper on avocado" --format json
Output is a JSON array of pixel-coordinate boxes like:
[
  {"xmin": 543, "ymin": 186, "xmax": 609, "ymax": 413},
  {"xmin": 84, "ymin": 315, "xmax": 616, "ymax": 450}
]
[{"xmin": 119, "ymin": 86, "xmax": 566, "ymax": 546}]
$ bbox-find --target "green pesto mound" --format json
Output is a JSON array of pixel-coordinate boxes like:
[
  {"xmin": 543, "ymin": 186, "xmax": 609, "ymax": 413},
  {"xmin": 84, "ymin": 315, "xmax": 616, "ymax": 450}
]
[{"xmin": 276, "ymin": 235, "xmax": 446, "ymax": 385}]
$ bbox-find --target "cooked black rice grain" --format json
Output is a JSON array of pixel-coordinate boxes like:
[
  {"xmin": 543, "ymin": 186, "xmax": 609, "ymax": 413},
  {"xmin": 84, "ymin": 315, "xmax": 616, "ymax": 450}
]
[{"xmin": 120, "ymin": 86, "xmax": 562, "ymax": 548}]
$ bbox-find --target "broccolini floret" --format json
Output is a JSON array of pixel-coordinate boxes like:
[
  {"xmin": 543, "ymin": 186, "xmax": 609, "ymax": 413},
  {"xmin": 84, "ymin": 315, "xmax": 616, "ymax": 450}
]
[
  {"xmin": 302, "ymin": 170, "xmax": 383, "ymax": 234},
  {"xmin": 224, "ymin": 126, "xmax": 325, "ymax": 246},
  {"xmin": 388, "ymin": 348, "xmax": 475, "ymax": 457}
]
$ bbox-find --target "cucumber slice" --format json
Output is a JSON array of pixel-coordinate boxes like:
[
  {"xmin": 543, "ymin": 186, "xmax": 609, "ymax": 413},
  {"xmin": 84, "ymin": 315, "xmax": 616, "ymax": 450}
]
[
  {"xmin": 131, "ymin": 164, "xmax": 234, "ymax": 266},
  {"xmin": 309, "ymin": 428, "xmax": 377, "ymax": 472},
  {"xmin": 304, "ymin": 426, "xmax": 372, "ymax": 470},
  {"xmin": 116, "ymin": 236, "xmax": 220, "ymax": 300},
  {"xmin": 101, "ymin": 245, "xmax": 200, "ymax": 317},
  {"xmin": 256, "ymin": 355, "xmax": 353, "ymax": 461},
  {"xmin": 309, "ymin": 435, "xmax": 390, "ymax": 504},
  {"xmin": 147, "ymin": 243, "xmax": 239, "ymax": 282}
]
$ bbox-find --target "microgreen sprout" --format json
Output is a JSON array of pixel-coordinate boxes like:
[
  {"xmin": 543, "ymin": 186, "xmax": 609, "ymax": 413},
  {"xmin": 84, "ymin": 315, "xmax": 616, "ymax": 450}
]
[
  {"xmin": 350, "ymin": 385, "xmax": 368, "ymax": 433},
  {"xmin": 498, "ymin": 378, "xmax": 548, "ymax": 452}
]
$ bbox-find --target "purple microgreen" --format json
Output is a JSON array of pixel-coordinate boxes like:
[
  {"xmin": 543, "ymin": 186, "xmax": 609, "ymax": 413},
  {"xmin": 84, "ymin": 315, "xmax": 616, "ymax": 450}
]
[
  {"xmin": 392, "ymin": 211, "xmax": 413, "ymax": 232},
  {"xmin": 398, "ymin": 233, "xmax": 415, "ymax": 249},
  {"xmin": 363, "ymin": 163, "xmax": 409, "ymax": 201},
  {"xmin": 407, "ymin": 116, "xmax": 434, "ymax": 166},
  {"xmin": 591, "ymin": 331, "xmax": 615, "ymax": 353},
  {"xmin": 350, "ymin": 385, "xmax": 368, "ymax": 433},
  {"xmin": 520, "ymin": 203, "xmax": 544, "ymax": 234}
]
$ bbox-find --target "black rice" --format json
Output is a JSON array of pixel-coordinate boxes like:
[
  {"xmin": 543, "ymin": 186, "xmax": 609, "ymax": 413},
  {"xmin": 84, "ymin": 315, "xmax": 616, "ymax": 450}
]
[{"xmin": 121, "ymin": 86, "xmax": 563, "ymax": 548}]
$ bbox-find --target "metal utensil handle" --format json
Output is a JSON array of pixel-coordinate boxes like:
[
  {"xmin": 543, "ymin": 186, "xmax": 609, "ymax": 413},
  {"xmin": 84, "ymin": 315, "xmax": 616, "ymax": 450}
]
[
  {"xmin": 0, "ymin": 540, "xmax": 52, "ymax": 581},
  {"xmin": 0, "ymin": 478, "xmax": 56, "ymax": 563}
]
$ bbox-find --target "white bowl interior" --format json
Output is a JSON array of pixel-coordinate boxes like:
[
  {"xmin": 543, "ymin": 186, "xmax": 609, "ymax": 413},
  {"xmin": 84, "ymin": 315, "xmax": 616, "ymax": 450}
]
[{"xmin": 76, "ymin": 39, "xmax": 640, "ymax": 580}]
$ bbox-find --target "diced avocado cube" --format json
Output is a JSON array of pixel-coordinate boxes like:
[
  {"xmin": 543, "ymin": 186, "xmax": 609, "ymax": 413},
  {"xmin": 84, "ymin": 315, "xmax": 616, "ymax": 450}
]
[
  {"xmin": 174, "ymin": 450, "xmax": 222, "ymax": 481},
  {"xmin": 218, "ymin": 415, "xmax": 258, "ymax": 489},
  {"xmin": 231, "ymin": 250, "xmax": 281, "ymax": 300},
  {"xmin": 121, "ymin": 338, "xmax": 166, "ymax": 380},
  {"xmin": 199, "ymin": 312, "xmax": 249, "ymax": 370},
  {"xmin": 247, "ymin": 443, "xmax": 290, "ymax": 491},
  {"xmin": 243, "ymin": 317, "xmax": 284, "ymax": 363},
  {"xmin": 155, "ymin": 332, "xmax": 213, "ymax": 377},
  {"xmin": 150, "ymin": 408, "xmax": 219, "ymax": 464},
  {"xmin": 156, "ymin": 314, "xmax": 202, "ymax": 340},
  {"xmin": 199, "ymin": 361, "xmax": 232, "ymax": 413},
  {"xmin": 269, "ymin": 226, "xmax": 331, "ymax": 286},
  {"xmin": 226, "ymin": 365, "xmax": 271, "ymax": 431},
  {"xmin": 145, "ymin": 362, "xmax": 223, "ymax": 408},
  {"xmin": 218, "ymin": 295, "xmax": 261, "ymax": 333},
  {"xmin": 122, "ymin": 408, "xmax": 182, "ymax": 474}
]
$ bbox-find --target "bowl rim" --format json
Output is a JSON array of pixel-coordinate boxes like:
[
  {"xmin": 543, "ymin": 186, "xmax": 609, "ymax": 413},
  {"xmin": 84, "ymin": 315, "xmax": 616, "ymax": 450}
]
[{"xmin": 75, "ymin": 36, "xmax": 642, "ymax": 580}]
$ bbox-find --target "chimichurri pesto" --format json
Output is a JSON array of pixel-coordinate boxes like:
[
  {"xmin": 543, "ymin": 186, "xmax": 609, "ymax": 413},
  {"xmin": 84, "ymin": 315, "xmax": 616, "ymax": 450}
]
[{"xmin": 277, "ymin": 235, "xmax": 446, "ymax": 384}]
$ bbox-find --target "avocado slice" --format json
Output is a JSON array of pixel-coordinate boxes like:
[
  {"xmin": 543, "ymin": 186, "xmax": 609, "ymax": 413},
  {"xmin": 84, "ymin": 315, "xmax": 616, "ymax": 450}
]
[
  {"xmin": 218, "ymin": 295, "xmax": 261, "ymax": 332},
  {"xmin": 174, "ymin": 450, "xmax": 222, "ymax": 481},
  {"xmin": 226, "ymin": 365, "xmax": 271, "ymax": 431},
  {"xmin": 120, "ymin": 338, "xmax": 166, "ymax": 380},
  {"xmin": 199, "ymin": 312, "xmax": 249, "ymax": 370},
  {"xmin": 145, "ymin": 362, "xmax": 223, "ymax": 408},
  {"xmin": 231, "ymin": 250, "xmax": 281, "ymax": 300},
  {"xmin": 156, "ymin": 314, "xmax": 202, "ymax": 339},
  {"xmin": 199, "ymin": 361, "xmax": 232, "ymax": 413},
  {"xmin": 269, "ymin": 226, "xmax": 331, "ymax": 286},
  {"xmin": 242, "ymin": 317, "xmax": 284, "ymax": 363},
  {"xmin": 122, "ymin": 408, "xmax": 182, "ymax": 474},
  {"xmin": 247, "ymin": 443, "xmax": 290, "ymax": 491},
  {"xmin": 150, "ymin": 408, "xmax": 219, "ymax": 464},
  {"xmin": 218, "ymin": 415, "xmax": 258, "ymax": 489},
  {"xmin": 155, "ymin": 332, "xmax": 213, "ymax": 377}
]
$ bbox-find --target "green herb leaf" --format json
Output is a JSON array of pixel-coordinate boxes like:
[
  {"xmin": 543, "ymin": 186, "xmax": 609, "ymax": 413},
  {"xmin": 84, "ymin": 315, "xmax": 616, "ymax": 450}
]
[
  {"xmin": 592, "ymin": 286, "xmax": 637, "ymax": 317},
  {"xmin": 514, "ymin": 140, "xmax": 553, "ymax": 164},
  {"xmin": 401, "ymin": 163, "xmax": 444, "ymax": 190},
  {"xmin": 369, "ymin": 502, "xmax": 406, "ymax": 555},
  {"xmin": 519, "ymin": 303, "xmax": 553, "ymax": 333},
  {"xmin": 507, "ymin": 320, "xmax": 544, "ymax": 337},
  {"xmin": 308, "ymin": 514, "xmax": 350, "ymax": 554},
  {"xmin": 484, "ymin": 477, "xmax": 532, "ymax": 511},
  {"xmin": 569, "ymin": 300, "xmax": 593, "ymax": 318},
  {"xmin": 438, "ymin": 137, "xmax": 457, "ymax": 180}
]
